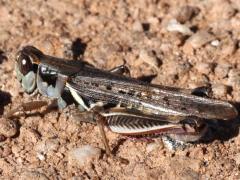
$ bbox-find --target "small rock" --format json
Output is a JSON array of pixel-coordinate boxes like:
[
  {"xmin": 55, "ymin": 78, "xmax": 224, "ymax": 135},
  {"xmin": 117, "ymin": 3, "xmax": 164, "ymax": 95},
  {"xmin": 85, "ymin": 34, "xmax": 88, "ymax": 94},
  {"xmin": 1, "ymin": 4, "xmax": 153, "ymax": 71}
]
[
  {"xmin": 210, "ymin": 1, "xmax": 236, "ymax": 20},
  {"xmin": 191, "ymin": 74, "xmax": 210, "ymax": 85},
  {"xmin": 188, "ymin": 147, "xmax": 204, "ymax": 158},
  {"xmin": 20, "ymin": 171, "xmax": 49, "ymax": 180},
  {"xmin": 214, "ymin": 63, "xmax": 231, "ymax": 79},
  {"xmin": 195, "ymin": 62, "xmax": 213, "ymax": 74},
  {"xmin": 12, "ymin": 145, "xmax": 23, "ymax": 157},
  {"xmin": 35, "ymin": 138, "xmax": 60, "ymax": 155},
  {"xmin": 132, "ymin": 21, "xmax": 144, "ymax": 32},
  {"xmin": 221, "ymin": 39, "xmax": 237, "ymax": 57},
  {"xmin": 227, "ymin": 69, "xmax": 240, "ymax": 87},
  {"xmin": 2, "ymin": 145, "xmax": 12, "ymax": 157},
  {"xmin": 180, "ymin": 168, "xmax": 200, "ymax": 179},
  {"xmin": 0, "ymin": 118, "xmax": 17, "ymax": 138},
  {"xmin": 0, "ymin": 158, "xmax": 14, "ymax": 172},
  {"xmin": 224, "ymin": 159, "xmax": 236, "ymax": 171},
  {"xmin": 36, "ymin": 152, "xmax": 46, "ymax": 161},
  {"xmin": 185, "ymin": 31, "xmax": 215, "ymax": 49},
  {"xmin": 234, "ymin": 153, "xmax": 240, "ymax": 165},
  {"xmin": 147, "ymin": 17, "xmax": 159, "ymax": 26},
  {"xmin": 163, "ymin": 60, "xmax": 191, "ymax": 76},
  {"xmin": 211, "ymin": 40, "xmax": 220, "ymax": 47},
  {"xmin": 146, "ymin": 142, "xmax": 160, "ymax": 153},
  {"xmin": 68, "ymin": 145, "xmax": 101, "ymax": 167},
  {"xmin": 175, "ymin": 5, "xmax": 200, "ymax": 23},
  {"xmin": 138, "ymin": 50, "xmax": 160, "ymax": 70},
  {"xmin": 211, "ymin": 84, "xmax": 228, "ymax": 97},
  {"xmin": 0, "ymin": 30, "xmax": 10, "ymax": 42},
  {"xmin": 168, "ymin": 32, "xmax": 186, "ymax": 46},
  {"xmin": 166, "ymin": 19, "xmax": 193, "ymax": 35},
  {"xmin": 20, "ymin": 127, "xmax": 41, "ymax": 143}
]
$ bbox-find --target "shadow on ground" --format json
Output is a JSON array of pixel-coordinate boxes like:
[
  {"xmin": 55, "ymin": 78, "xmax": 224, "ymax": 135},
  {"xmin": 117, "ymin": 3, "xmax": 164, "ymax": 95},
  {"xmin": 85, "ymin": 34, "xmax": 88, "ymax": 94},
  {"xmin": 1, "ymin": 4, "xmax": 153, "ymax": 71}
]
[
  {"xmin": 0, "ymin": 90, "xmax": 11, "ymax": 115},
  {"xmin": 0, "ymin": 50, "xmax": 7, "ymax": 64},
  {"xmin": 71, "ymin": 38, "xmax": 87, "ymax": 60},
  {"xmin": 202, "ymin": 101, "xmax": 240, "ymax": 143}
]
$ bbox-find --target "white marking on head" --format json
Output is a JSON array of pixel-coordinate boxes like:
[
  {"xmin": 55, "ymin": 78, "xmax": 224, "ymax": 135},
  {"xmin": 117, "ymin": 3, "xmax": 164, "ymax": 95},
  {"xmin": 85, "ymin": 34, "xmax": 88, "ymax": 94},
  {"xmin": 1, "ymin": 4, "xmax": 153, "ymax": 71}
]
[{"xmin": 22, "ymin": 59, "xmax": 27, "ymax": 65}]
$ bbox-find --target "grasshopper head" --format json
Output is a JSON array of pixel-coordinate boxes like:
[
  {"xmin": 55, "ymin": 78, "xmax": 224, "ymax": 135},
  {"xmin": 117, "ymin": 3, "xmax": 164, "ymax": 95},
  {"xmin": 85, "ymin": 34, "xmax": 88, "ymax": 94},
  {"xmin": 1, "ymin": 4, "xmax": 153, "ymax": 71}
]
[{"xmin": 15, "ymin": 46, "xmax": 43, "ymax": 94}]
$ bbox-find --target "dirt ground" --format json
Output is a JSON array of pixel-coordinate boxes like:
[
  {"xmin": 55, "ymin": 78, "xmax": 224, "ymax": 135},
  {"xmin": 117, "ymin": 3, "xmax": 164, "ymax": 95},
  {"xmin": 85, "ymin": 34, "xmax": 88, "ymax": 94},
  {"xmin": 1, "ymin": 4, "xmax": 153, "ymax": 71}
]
[{"xmin": 0, "ymin": 0, "xmax": 240, "ymax": 179}]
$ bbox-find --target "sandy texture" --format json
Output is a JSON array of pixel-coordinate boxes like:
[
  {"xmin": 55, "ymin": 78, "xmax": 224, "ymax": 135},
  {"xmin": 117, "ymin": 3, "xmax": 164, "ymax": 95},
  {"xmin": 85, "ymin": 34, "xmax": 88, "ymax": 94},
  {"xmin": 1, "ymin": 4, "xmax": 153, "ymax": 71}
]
[{"xmin": 0, "ymin": 0, "xmax": 240, "ymax": 179}]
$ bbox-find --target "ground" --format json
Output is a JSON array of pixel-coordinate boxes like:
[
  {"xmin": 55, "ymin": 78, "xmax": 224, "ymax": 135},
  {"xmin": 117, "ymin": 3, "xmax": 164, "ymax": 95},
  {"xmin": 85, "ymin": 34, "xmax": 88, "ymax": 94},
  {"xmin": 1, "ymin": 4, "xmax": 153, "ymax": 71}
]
[{"xmin": 0, "ymin": 0, "xmax": 240, "ymax": 179}]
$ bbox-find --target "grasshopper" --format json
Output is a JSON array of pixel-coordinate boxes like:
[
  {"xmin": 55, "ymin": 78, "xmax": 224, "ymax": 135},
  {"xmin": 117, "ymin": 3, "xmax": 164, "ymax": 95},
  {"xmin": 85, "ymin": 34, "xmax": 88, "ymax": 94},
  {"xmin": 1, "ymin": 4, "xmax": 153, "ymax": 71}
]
[{"xmin": 14, "ymin": 46, "xmax": 238, "ymax": 155}]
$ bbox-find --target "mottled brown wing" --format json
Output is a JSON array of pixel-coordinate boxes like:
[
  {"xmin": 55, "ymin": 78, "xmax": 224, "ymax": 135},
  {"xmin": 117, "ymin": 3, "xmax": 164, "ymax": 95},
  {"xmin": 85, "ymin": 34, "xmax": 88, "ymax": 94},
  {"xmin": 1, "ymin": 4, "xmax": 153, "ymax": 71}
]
[{"xmin": 68, "ymin": 66, "xmax": 238, "ymax": 120}]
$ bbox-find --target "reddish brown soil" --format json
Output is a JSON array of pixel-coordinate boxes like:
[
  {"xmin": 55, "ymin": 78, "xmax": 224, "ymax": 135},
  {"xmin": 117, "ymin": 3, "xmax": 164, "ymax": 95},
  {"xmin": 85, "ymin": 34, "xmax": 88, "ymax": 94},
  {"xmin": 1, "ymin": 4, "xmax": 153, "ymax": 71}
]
[{"xmin": 0, "ymin": 0, "xmax": 240, "ymax": 179}]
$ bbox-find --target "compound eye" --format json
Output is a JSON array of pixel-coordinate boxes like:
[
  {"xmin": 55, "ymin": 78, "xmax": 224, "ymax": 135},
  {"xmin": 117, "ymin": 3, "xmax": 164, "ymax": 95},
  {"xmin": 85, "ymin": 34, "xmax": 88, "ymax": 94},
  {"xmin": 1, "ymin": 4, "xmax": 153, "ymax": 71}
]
[{"xmin": 17, "ymin": 54, "xmax": 33, "ymax": 76}]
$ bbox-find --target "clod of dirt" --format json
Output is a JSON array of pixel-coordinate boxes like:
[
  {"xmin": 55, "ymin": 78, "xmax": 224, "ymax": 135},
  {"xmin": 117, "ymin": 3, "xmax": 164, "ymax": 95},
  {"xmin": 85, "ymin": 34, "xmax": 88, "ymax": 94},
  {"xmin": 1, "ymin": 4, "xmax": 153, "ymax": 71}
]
[
  {"xmin": 19, "ymin": 127, "xmax": 41, "ymax": 144},
  {"xmin": 214, "ymin": 63, "xmax": 232, "ymax": 79},
  {"xmin": 0, "ymin": 118, "xmax": 17, "ymax": 138},
  {"xmin": 132, "ymin": 21, "xmax": 144, "ymax": 32},
  {"xmin": 175, "ymin": 5, "xmax": 200, "ymax": 23},
  {"xmin": 68, "ymin": 145, "xmax": 101, "ymax": 168},
  {"xmin": 195, "ymin": 62, "xmax": 213, "ymax": 75},
  {"xmin": 234, "ymin": 153, "xmax": 240, "ymax": 165},
  {"xmin": 138, "ymin": 50, "xmax": 160, "ymax": 70},
  {"xmin": 220, "ymin": 38, "xmax": 237, "ymax": 57},
  {"xmin": 227, "ymin": 69, "xmax": 240, "ymax": 88},
  {"xmin": 0, "ymin": 158, "xmax": 14, "ymax": 174},
  {"xmin": 0, "ymin": 30, "xmax": 10, "ymax": 43},
  {"xmin": 211, "ymin": 84, "xmax": 228, "ymax": 97},
  {"xmin": 146, "ymin": 142, "xmax": 161, "ymax": 153},
  {"xmin": 35, "ymin": 138, "xmax": 60, "ymax": 161},
  {"xmin": 185, "ymin": 31, "xmax": 215, "ymax": 49},
  {"xmin": 166, "ymin": 19, "xmax": 193, "ymax": 35}
]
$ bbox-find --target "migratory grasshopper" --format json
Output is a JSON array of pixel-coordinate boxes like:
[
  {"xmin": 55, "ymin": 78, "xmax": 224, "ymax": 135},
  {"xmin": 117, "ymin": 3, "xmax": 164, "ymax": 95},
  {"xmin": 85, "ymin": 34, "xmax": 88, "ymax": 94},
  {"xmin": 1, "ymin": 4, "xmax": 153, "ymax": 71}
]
[{"xmin": 14, "ymin": 46, "xmax": 238, "ymax": 155}]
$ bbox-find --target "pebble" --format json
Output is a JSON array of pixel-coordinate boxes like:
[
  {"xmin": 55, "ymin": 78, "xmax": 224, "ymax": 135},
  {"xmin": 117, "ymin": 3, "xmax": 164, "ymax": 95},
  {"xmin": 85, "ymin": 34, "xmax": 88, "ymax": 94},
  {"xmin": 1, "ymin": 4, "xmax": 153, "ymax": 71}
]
[
  {"xmin": 0, "ymin": 118, "xmax": 17, "ymax": 138},
  {"xmin": 227, "ymin": 69, "xmax": 240, "ymax": 87},
  {"xmin": 147, "ymin": 17, "xmax": 159, "ymax": 27},
  {"xmin": 211, "ymin": 84, "xmax": 228, "ymax": 97},
  {"xmin": 132, "ymin": 21, "xmax": 144, "ymax": 32},
  {"xmin": 20, "ymin": 171, "xmax": 49, "ymax": 180},
  {"xmin": 185, "ymin": 31, "xmax": 215, "ymax": 49},
  {"xmin": 175, "ymin": 5, "xmax": 200, "ymax": 23},
  {"xmin": 68, "ymin": 145, "xmax": 101, "ymax": 167},
  {"xmin": 146, "ymin": 142, "xmax": 160, "ymax": 153},
  {"xmin": 180, "ymin": 169, "xmax": 200, "ymax": 180},
  {"xmin": 233, "ymin": 91, "xmax": 240, "ymax": 102},
  {"xmin": 0, "ymin": 30, "xmax": 10, "ymax": 42},
  {"xmin": 2, "ymin": 145, "xmax": 12, "ymax": 157},
  {"xmin": 234, "ymin": 153, "xmax": 240, "ymax": 165},
  {"xmin": 20, "ymin": 127, "xmax": 41, "ymax": 143},
  {"xmin": 221, "ymin": 39, "xmax": 237, "ymax": 57},
  {"xmin": 211, "ymin": 40, "xmax": 220, "ymax": 47},
  {"xmin": 166, "ymin": 19, "xmax": 193, "ymax": 35},
  {"xmin": 214, "ymin": 63, "xmax": 231, "ymax": 79},
  {"xmin": 0, "ymin": 158, "xmax": 13, "ymax": 172},
  {"xmin": 36, "ymin": 152, "xmax": 46, "ymax": 161},
  {"xmin": 138, "ymin": 50, "xmax": 160, "ymax": 70},
  {"xmin": 195, "ymin": 62, "xmax": 213, "ymax": 74},
  {"xmin": 188, "ymin": 74, "xmax": 209, "ymax": 87},
  {"xmin": 12, "ymin": 145, "xmax": 23, "ymax": 157},
  {"xmin": 35, "ymin": 138, "xmax": 60, "ymax": 155}
]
